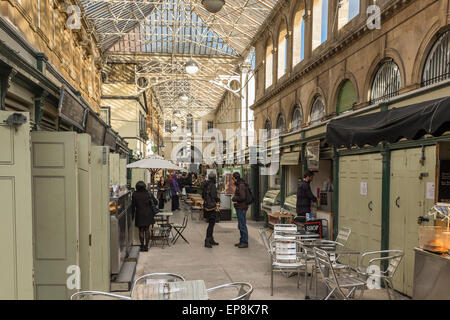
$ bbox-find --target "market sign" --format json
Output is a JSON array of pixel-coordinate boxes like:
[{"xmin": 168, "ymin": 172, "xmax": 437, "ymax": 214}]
[
  {"xmin": 58, "ymin": 86, "xmax": 86, "ymax": 130},
  {"xmin": 280, "ymin": 151, "xmax": 300, "ymax": 165},
  {"xmin": 306, "ymin": 140, "xmax": 320, "ymax": 171},
  {"xmin": 85, "ymin": 111, "xmax": 106, "ymax": 146}
]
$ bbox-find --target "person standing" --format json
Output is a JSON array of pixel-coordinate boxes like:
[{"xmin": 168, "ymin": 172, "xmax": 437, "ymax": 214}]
[
  {"xmin": 157, "ymin": 176, "xmax": 168, "ymax": 209},
  {"xmin": 170, "ymin": 173, "xmax": 181, "ymax": 211},
  {"xmin": 202, "ymin": 172, "xmax": 220, "ymax": 248},
  {"xmin": 296, "ymin": 170, "xmax": 318, "ymax": 220},
  {"xmin": 131, "ymin": 181, "xmax": 156, "ymax": 252},
  {"xmin": 232, "ymin": 172, "xmax": 249, "ymax": 248}
]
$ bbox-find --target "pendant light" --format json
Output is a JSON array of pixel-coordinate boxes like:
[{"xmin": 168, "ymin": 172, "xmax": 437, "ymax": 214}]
[
  {"xmin": 185, "ymin": 59, "xmax": 199, "ymax": 74},
  {"xmin": 179, "ymin": 93, "xmax": 189, "ymax": 102},
  {"xmin": 202, "ymin": 0, "xmax": 225, "ymax": 13},
  {"xmin": 174, "ymin": 109, "xmax": 182, "ymax": 117}
]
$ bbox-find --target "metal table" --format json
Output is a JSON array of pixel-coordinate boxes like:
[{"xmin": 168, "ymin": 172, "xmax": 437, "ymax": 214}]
[
  {"xmin": 155, "ymin": 211, "xmax": 173, "ymax": 224},
  {"xmin": 132, "ymin": 280, "xmax": 208, "ymax": 300},
  {"xmin": 300, "ymin": 241, "xmax": 360, "ymax": 299}
]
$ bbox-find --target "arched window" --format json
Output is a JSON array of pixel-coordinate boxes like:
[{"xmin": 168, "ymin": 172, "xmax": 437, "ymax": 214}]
[
  {"xmin": 336, "ymin": 79, "xmax": 357, "ymax": 114},
  {"xmin": 293, "ymin": 9, "xmax": 305, "ymax": 65},
  {"xmin": 264, "ymin": 119, "xmax": 272, "ymax": 139},
  {"xmin": 312, "ymin": 0, "xmax": 328, "ymax": 50},
  {"xmin": 338, "ymin": 0, "xmax": 360, "ymax": 30},
  {"xmin": 310, "ymin": 96, "xmax": 325, "ymax": 123},
  {"xmin": 186, "ymin": 114, "xmax": 193, "ymax": 131},
  {"xmin": 276, "ymin": 114, "xmax": 286, "ymax": 135},
  {"xmin": 265, "ymin": 40, "xmax": 274, "ymax": 88},
  {"xmin": 291, "ymin": 106, "xmax": 303, "ymax": 131},
  {"xmin": 277, "ymin": 25, "xmax": 288, "ymax": 79},
  {"xmin": 422, "ymin": 29, "xmax": 450, "ymax": 87},
  {"xmin": 370, "ymin": 60, "xmax": 401, "ymax": 104}
]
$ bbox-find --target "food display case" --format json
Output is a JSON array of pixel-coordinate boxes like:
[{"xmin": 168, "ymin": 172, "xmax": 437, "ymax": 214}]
[
  {"xmin": 109, "ymin": 190, "xmax": 132, "ymax": 275},
  {"xmin": 261, "ymin": 188, "xmax": 281, "ymax": 228}
]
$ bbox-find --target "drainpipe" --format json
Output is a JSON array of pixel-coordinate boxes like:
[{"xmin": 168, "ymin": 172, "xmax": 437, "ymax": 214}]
[
  {"xmin": 332, "ymin": 146, "xmax": 339, "ymax": 239},
  {"xmin": 381, "ymin": 141, "xmax": 391, "ymax": 271}
]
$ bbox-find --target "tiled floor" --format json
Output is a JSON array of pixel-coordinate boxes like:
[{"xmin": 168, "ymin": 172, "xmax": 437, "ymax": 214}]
[{"xmin": 130, "ymin": 201, "xmax": 410, "ymax": 300}]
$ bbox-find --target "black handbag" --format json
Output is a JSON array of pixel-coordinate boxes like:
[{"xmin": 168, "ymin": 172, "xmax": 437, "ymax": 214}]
[{"xmin": 149, "ymin": 193, "xmax": 160, "ymax": 214}]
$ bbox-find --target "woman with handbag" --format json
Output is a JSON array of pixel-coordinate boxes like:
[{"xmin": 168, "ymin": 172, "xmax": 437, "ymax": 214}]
[
  {"xmin": 131, "ymin": 181, "xmax": 156, "ymax": 252},
  {"xmin": 170, "ymin": 173, "xmax": 181, "ymax": 211},
  {"xmin": 157, "ymin": 176, "xmax": 168, "ymax": 209},
  {"xmin": 202, "ymin": 172, "xmax": 220, "ymax": 248}
]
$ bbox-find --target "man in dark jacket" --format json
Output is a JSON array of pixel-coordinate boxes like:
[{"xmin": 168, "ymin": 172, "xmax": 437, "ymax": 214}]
[
  {"xmin": 202, "ymin": 172, "xmax": 220, "ymax": 248},
  {"xmin": 296, "ymin": 170, "xmax": 317, "ymax": 219},
  {"xmin": 232, "ymin": 172, "xmax": 249, "ymax": 248}
]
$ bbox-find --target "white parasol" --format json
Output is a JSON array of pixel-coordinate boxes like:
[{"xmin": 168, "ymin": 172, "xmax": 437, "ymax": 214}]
[{"xmin": 127, "ymin": 155, "xmax": 185, "ymax": 193}]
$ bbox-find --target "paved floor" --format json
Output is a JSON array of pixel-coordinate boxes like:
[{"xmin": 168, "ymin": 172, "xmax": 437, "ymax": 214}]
[{"xmin": 130, "ymin": 201, "xmax": 410, "ymax": 300}]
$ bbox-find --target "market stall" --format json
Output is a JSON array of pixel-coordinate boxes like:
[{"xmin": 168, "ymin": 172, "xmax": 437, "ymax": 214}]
[{"xmin": 261, "ymin": 188, "xmax": 281, "ymax": 228}]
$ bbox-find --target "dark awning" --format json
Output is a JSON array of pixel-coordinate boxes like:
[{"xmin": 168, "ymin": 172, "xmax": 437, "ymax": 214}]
[{"xmin": 326, "ymin": 96, "xmax": 450, "ymax": 148}]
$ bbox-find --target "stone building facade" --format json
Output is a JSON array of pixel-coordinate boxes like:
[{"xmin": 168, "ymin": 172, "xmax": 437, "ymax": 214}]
[
  {"xmin": 251, "ymin": 0, "xmax": 449, "ymax": 139},
  {"xmin": 1, "ymin": 0, "xmax": 103, "ymax": 110}
]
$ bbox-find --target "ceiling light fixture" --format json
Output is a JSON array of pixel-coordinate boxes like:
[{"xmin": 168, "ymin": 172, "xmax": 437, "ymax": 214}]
[
  {"xmin": 171, "ymin": 123, "xmax": 178, "ymax": 131},
  {"xmin": 202, "ymin": 0, "xmax": 225, "ymax": 13},
  {"xmin": 179, "ymin": 93, "xmax": 189, "ymax": 102},
  {"xmin": 174, "ymin": 109, "xmax": 182, "ymax": 117},
  {"xmin": 185, "ymin": 59, "xmax": 199, "ymax": 74}
]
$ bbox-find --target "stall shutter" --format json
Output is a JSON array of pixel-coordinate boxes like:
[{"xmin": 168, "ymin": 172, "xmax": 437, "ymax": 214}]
[
  {"xmin": 90, "ymin": 146, "xmax": 110, "ymax": 291},
  {"xmin": 77, "ymin": 134, "xmax": 92, "ymax": 291},
  {"xmin": 0, "ymin": 111, "xmax": 34, "ymax": 299},
  {"xmin": 31, "ymin": 131, "xmax": 79, "ymax": 300},
  {"xmin": 390, "ymin": 146, "xmax": 436, "ymax": 296},
  {"xmin": 338, "ymin": 153, "xmax": 382, "ymax": 267}
]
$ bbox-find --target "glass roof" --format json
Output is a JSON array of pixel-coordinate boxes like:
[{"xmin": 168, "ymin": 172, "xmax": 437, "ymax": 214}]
[{"xmin": 79, "ymin": 0, "xmax": 279, "ymax": 120}]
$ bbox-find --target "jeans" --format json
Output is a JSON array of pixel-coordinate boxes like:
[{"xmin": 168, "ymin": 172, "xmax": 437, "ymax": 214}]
[
  {"xmin": 171, "ymin": 194, "xmax": 179, "ymax": 211},
  {"xmin": 236, "ymin": 209, "xmax": 248, "ymax": 244}
]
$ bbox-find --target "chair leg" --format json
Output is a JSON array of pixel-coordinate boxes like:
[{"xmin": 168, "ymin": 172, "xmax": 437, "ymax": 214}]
[
  {"xmin": 271, "ymin": 267, "xmax": 274, "ymax": 296},
  {"xmin": 324, "ymin": 288, "xmax": 335, "ymax": 300},
  {"xmin": 384, "ymin": 279, "xmax": 395, "ymax": 300}
]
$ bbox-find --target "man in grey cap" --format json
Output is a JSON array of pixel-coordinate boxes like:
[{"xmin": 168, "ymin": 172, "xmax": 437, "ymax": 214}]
[{"xmin": 202, "ymin": 171, "xmax": 220, "ymax": 248}]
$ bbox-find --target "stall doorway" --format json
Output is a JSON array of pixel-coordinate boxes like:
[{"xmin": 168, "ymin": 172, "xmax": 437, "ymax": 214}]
[
  {"xmin": 338, "ymin": 153, "xmax": 382, "ymax": 267},
  {"xmin": 0, "ymin": 111, "xmax": 34, "ymax": 299},
  {"xmin": 389, "ymin": 146, "xmax": 436, "ymax": 296}
]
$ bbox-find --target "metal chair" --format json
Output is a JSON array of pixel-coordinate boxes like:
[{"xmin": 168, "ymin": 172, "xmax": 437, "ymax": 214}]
[
  {"xmin": 150, "ymin": 223, "xmax": 172, "ymax": 248},
  {"xmin": 335, "ymin": 227, "xmax": 351, "ymax": 246},
  {"xmin": 130, "ymin": 272, "xmax": 186, "ymax": 298},
  {"xmin": 355, "ymin": 250, "xmax": 404, "ymax": 300},
  {"xmin": 313, "ymin": 247, "xmax": 366, "ymax": 300},
  {"xmin": 171, "ymin": 212, "xmax": 189, "ymax": 244},
  {"xmin": 70, "ymin": 291, "xmax": 131, "ymax": 300},
  {"xmin": 269, "ymin": 239, "xmax": 306, "ymax": 296},
  {"xmin": 258, "ymin": 228, "xmax": 272, "ymax": 255},
  {"xmin": 207, "ymin": 282, "xmax": 253, "ymax": 300},
  {"xmin": 273, "ymin": 224, "xmax": 298, "ymax": 241}
]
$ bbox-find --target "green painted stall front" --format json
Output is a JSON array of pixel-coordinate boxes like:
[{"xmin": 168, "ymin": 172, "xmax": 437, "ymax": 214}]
[
  {"xmin": 338, "ymin": 153, "xmax": 383, "ymax": 267},
  {"xmin": 389, "ymin": 146, "xmax": 436, "ymax": 297}
]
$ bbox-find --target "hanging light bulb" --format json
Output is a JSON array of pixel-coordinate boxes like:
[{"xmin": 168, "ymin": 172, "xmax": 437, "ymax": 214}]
[
  {"xmin": 202, "ymin": 0, "xmax": 225, "ymax": 13},
  {"xmin": 171, "ymin": 123, "xmax": 178, "ymax": 131},
  {"xmin": 173, "ymin": 109, "xmax": 182, "ymax": 117},
  {"xmin": 179, "ymin": 93, "xmax": 189, "ymax": 102},
  {"xmin": 185, "ymin": 59, "xmax": 199, "ymax": 74}
]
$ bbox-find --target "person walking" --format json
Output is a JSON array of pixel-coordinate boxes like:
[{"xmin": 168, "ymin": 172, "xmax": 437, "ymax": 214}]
[
  {"xmin": 170, "ymin": 173, "xmax": 181, "ymax": 211},
  {"xmin": 232, "ymin": 172, "xmax": 249, "ymax": 248},
  {"xmin": 131, "ymin": 181, "xmax": 156, "ymax": 252},
  {"xmin": 202, "ymin": 172, "xmax": 220, "ymax": 248},
  {"xmin": 296, "ymin": 170, "xmax": 318, "ymax": 220},
  {"xmin": 157, "ymin": 176, "xmax": 168, "ymax": 209}
]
